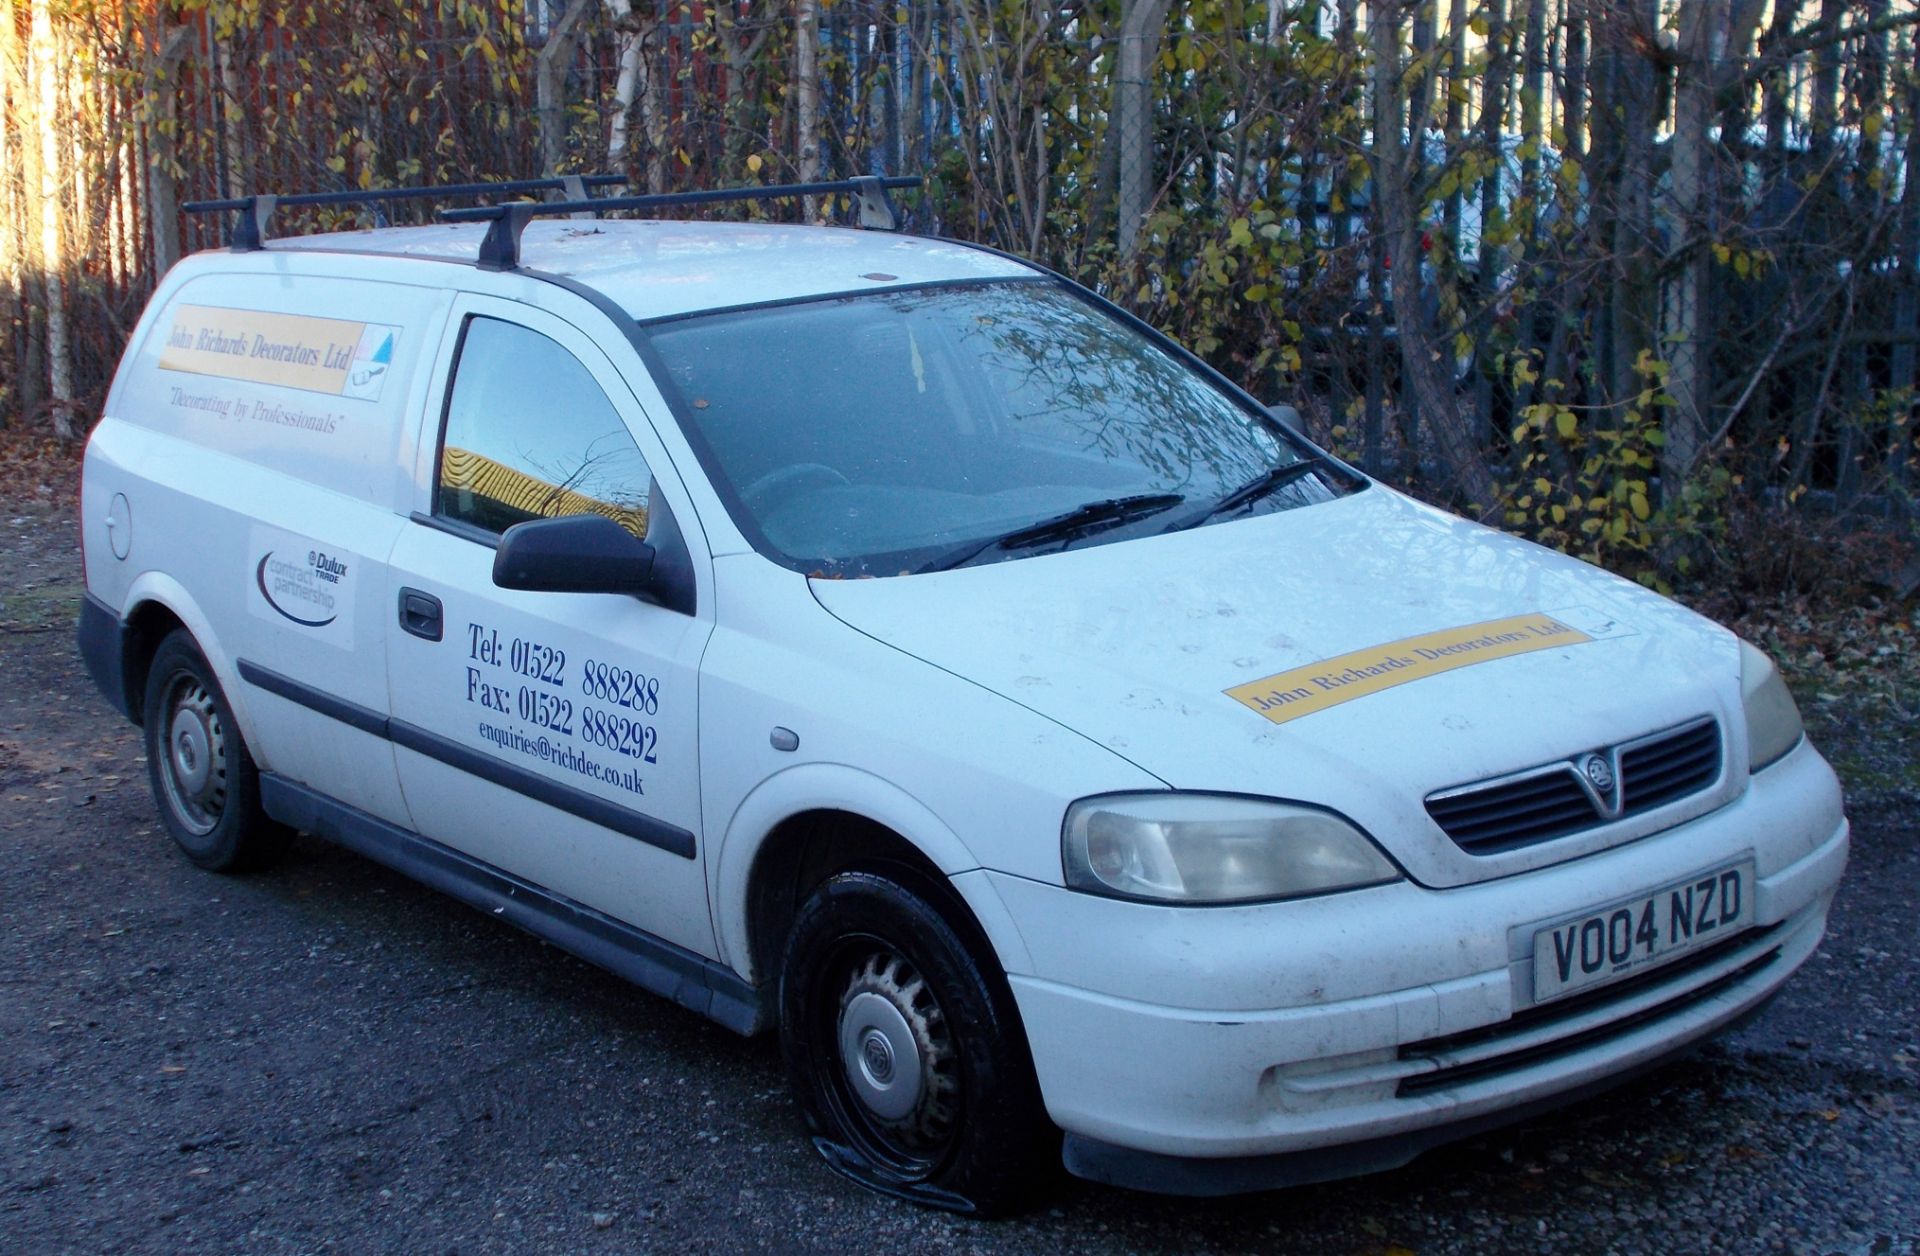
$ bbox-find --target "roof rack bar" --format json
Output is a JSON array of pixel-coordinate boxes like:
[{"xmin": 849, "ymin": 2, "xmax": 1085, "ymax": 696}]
[
  {"xmin": 444, "ymin": 175, "xmax": 922, "ymax": 271},
  {"xmin": 475, "ymin": 203, "xmax": 544, "ymax": 272},
  {"xmin": 229, "ymin": 195, "xmax": 279, "ymax": 253},
  {"xmin": 183, "ymin": 175, "xmax": 631, "ymax": 250}
]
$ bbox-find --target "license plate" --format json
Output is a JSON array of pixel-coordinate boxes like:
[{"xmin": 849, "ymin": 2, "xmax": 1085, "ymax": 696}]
[{"xmin": 1531, "ymin": 860, "xmax": 1754, "ymax": 1003}]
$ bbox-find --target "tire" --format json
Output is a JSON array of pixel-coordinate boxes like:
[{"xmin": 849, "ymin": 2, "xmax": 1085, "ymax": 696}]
[
  {"xmin": 141, "ymin": 629, "xmax": 289, "ymax": 872},
  {"xmin": 778, "ymin": 867, "xmax": 1056, "ymax": 1216}
]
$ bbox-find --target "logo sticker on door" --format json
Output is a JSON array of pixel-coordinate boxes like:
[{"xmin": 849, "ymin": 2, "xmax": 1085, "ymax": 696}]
[{"xmin": 247, "ymin": 525, "xmax": 357, "ymax": 649}]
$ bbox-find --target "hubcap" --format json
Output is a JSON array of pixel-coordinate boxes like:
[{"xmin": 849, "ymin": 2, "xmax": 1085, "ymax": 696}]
[
  {"xmin": 831, "ymin": 950, "xmax": 959, "ymax": 1153},
  {"xmin": 839, "ymin": 990, "xmax": 923, "ymax": 1120},
  {"xmin": 157, "ymin": 676, "xmax": 227, "ymax": 836},
  {"xmin": 170, "ymin": 706, "xmax": 213, "ymax": 795}
]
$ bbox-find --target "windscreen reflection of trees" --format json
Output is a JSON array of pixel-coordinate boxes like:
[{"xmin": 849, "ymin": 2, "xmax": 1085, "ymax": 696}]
[{"xmin": 922, "ymin": 286, "xmax": 1291, "ymax": 494}]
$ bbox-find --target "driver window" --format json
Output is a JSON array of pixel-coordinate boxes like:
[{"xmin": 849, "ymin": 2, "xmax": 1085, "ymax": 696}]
[{"xmin": 436, "ymin": 317, "xmax": 651, "ymax": 538}]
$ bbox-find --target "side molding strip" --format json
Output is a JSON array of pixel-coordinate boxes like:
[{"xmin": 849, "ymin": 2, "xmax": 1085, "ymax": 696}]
[
  {"xmin": 239, "ymin": 657, "xmax": 388, "ymax": 737},
  {"xmin": 260, "ymin": 774, "xmax": 763, "ymax": 1035},
  {"xmin": 237, "ymin": 658, "xmax": 696, "ymax": 859}
]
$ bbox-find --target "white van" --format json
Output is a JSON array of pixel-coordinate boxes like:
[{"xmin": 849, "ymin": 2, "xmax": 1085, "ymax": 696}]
[{"xmin": 78, "ymin": 178, "xmax": 1847, "ymax": 1214}]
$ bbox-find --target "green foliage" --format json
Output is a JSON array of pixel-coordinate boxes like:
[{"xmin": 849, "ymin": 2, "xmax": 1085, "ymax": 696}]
[
  {"xmin": 1499, "ymin": 348, "xmax": 1674, "ymax": 584},
  {"xmin": 6, "ymin": 0, "xmax": 1915, "ymax": 604}
]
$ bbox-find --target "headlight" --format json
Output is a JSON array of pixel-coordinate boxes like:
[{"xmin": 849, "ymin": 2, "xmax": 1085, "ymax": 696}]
[
  {"xmin": 1062, "ymin": 793, "xmax": 1400, "ymax": 905},
  {"xmin": 1740, "ymin": 640, "xmax": 1804, "ymax": 771}
]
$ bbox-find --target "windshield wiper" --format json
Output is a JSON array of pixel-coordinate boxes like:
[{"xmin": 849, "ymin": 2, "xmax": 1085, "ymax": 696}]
[
  {"xmin": 921, "ymin": 492, "xmax": 1185, "ymax": 572},
  {"xmin": 1162, "ymin": 457, "xmax": 1331, "ymax": 533}
]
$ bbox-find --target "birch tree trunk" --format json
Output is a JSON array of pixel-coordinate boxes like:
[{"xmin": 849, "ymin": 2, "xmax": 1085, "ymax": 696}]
[
  {"xmin": 1115, "ymin": 0, "xmax": 1172, "ymax": 254},
  {"xmin": 1371, "ymin": 0, "xmax": 1499, "ymax": 512},
  {"xmin": 875, "ymin": 10, "xmax": 899, "ymax": 175},
  {"xmin": 6, "ymin": 0, "xmax": 43, "ymax": 422},
  {"xmin": 1660, "ymin": 0, "xmax": 1726, "ymax": 491},
  {"xmin": 536, "ymin": 0, "xmax": 597, "ymax": 177},
  {"xmin": 605, "ymin": 0, "xmax": 643, "ymax": 167},
  {"xmin": 1888, "ymin": 77, "xmax": 1920, "ymax": 511},
  {"xmin": 721, "ymin": 8, "xmax": 772, "ymax": 177},
  {"xmin": 1442, "ymin": 0, "xmax": 1467, "ymax": 260},
  {"xmin": 1472, "ymin": 0, "xmax": 1508, "ymax": 436},
  {"xmin": 0, "ymin": 0, "xmax": 18, "ymax": 428},
  {"xmin": 143, "ymin": 20, "xmax": 195, "ymax": 277},
  {"xmin": 905, "ymin": 0, "xmax": 929, "ymax": 170},
  {"xmin": 795, "ymin": 0, "xmax": 821, "ymax": 214},
  {"xmin": 116, "ymin": 116, "xmax": 139, "ymax": 290},
  {"xmin": 639, "ymin": 17, "xmax": 670, "ymax": 194},
  {"xmin": 1809, "ymin": 0, "xmax": 1843, "ymax": 160},
  {"xmin": 29, "ymin": 0, "xmax": 73, "ymax": 435},
  {"xmin": 1562, "ymin": 0, "xmax": 1587, "ymax": 163},
  {"xmin": 1598, "ymin": 0, "xmax": 1660, "ymax": 413},
  {"xmin": 216, "ymin": 24, "xmax": 247, "ymax": 199}
]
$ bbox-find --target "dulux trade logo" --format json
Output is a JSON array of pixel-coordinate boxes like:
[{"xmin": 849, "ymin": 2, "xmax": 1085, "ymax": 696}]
[{"xmin": 255, "ymin": 549, "xmax": 346, "ymax": 628}]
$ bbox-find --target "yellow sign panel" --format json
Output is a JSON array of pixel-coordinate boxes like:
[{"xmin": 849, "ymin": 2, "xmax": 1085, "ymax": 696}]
[
  {"xmin": 158, "ymin": 304, "xmax": 397, "ymax": 401},
  {"xmin": 1225, "ymin": 613, "xmax": 1594, "ymax": 725}
]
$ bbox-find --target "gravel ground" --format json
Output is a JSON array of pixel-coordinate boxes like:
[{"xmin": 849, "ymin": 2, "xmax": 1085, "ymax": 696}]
[{"xmin": 2, "ymin": 506, "xmax": 1915, "ymax": 1254}]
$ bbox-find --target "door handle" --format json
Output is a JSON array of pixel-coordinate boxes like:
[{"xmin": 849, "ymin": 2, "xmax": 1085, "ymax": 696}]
[{"xmin": 399, "ymin": 588, "xmax": 443, "ymax": 641}]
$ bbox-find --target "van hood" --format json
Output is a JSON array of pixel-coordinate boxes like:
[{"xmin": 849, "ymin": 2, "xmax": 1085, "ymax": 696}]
[{"xmin": 808, "ymin": 487, "xmax": 1746, "ymax": 888}]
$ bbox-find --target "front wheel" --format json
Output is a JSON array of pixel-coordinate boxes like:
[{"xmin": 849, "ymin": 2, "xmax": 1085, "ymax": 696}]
[
  {"xmin": 778, "ymin": 869, "xmax": 1055, "ymax": 1215},
  {"xmin": 142, "ymin": 630, "xmax": 289, "ymax": 872}
]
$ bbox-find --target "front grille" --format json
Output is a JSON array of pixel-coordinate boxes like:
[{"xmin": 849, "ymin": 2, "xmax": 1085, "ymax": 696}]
[
  {"xmin": 1619, "ymin": 719, "xmax": 1721, "ymax": 811},
  {"xmin": 1396, "ymin": 924, "xmax": 1781, "ymax": 1097},
  {"xmin": 1427, "ymin": 719, "xmax": 1723, "ymax": 855}
]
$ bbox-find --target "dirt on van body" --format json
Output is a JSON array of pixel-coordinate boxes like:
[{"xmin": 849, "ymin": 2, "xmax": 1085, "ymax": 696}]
[{"xmin": 2, "ymin": 452, "xmax": 1916, "ymax": 1252}]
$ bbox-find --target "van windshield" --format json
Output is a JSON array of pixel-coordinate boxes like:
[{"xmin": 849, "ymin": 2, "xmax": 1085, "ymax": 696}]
[{"xmin": 645, "ymin": 280, "xmax": 1348, "ymax": 576}]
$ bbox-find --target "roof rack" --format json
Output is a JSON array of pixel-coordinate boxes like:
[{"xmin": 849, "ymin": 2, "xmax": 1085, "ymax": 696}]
[
  {"xmin": 183, "ymin": 174, "xmax": 631, "ymax": 252},
  {"xmin": 441, "ymin": 175, "xmax": 922, "ymax": 271}
]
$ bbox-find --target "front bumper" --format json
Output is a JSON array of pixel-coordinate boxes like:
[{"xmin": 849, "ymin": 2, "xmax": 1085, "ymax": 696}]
[
  {"xmin": 981, "ymin": 740, "xmax": 1847, "ymax": 1192},
  {"xmin": 1059, "ymin": 984, "xmax": 1785, "ymax": 1196}
]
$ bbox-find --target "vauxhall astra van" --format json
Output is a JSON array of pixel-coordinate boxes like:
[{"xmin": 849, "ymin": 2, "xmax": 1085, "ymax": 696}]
[{"xmin": 77, "ymin": 179, "xmax": 1848, "ymax": 1214}]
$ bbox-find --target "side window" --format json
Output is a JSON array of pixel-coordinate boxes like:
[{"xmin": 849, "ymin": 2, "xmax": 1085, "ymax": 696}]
[{"xmin": 436, "ymin": 317, "xmax": 651, "ymax": 538}]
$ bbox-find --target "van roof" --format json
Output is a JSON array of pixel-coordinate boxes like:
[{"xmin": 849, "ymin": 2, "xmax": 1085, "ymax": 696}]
[{"xmin": 270, "ymin": 219, "xmax": 1039, "ymax": 322}]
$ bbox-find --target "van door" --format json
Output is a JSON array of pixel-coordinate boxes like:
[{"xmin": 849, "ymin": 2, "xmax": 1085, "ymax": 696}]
[{"xmin": 384, "ymin": 299, "xmax": 715, "ymax": 956}]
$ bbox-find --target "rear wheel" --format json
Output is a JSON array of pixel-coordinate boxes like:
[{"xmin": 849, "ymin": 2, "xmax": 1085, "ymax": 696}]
[
  {"xmin": 778, "ymin": 868, "xmax": 1055, "ymax": 1215},
  {"xmin": 142, "ymin": 630, "xmax": 288, "ymax": 872}
]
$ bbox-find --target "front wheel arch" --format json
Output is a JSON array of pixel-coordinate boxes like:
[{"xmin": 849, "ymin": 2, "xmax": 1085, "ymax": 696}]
[
  {"xmin": 713, "ymin": 765, "xmax": 1034, "ymax": 983},
  {"xmin": 744, "ymin": 809, "xmax": 999, "ymax": 991}
]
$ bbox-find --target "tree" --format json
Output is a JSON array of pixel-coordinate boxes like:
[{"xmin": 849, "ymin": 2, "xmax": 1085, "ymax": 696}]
[
  {"xmin": 29, "ymin": 0, "xmax": 71, "ymax": 436},
  {"xmin": 1369, "ymin": 0, "xmax": 1499, "ymax": 512},
  {"xmin": 538, "ymin": 0, "xmax": 597, "ymax": 176}
]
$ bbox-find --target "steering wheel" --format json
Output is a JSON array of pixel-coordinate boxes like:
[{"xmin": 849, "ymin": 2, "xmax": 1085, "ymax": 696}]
[{"xmin": 742, "ymin": 462, "xmax": 851, "ymax": 513}]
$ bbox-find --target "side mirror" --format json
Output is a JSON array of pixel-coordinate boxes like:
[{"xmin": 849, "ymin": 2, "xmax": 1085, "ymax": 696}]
[
  {"xmin": 1267, "ymin": 403, "xmax": 1307, "ymax": 439},
  {"xmin": 493, "ymin": 514, "xmax": 655, "ymax": 595}
]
